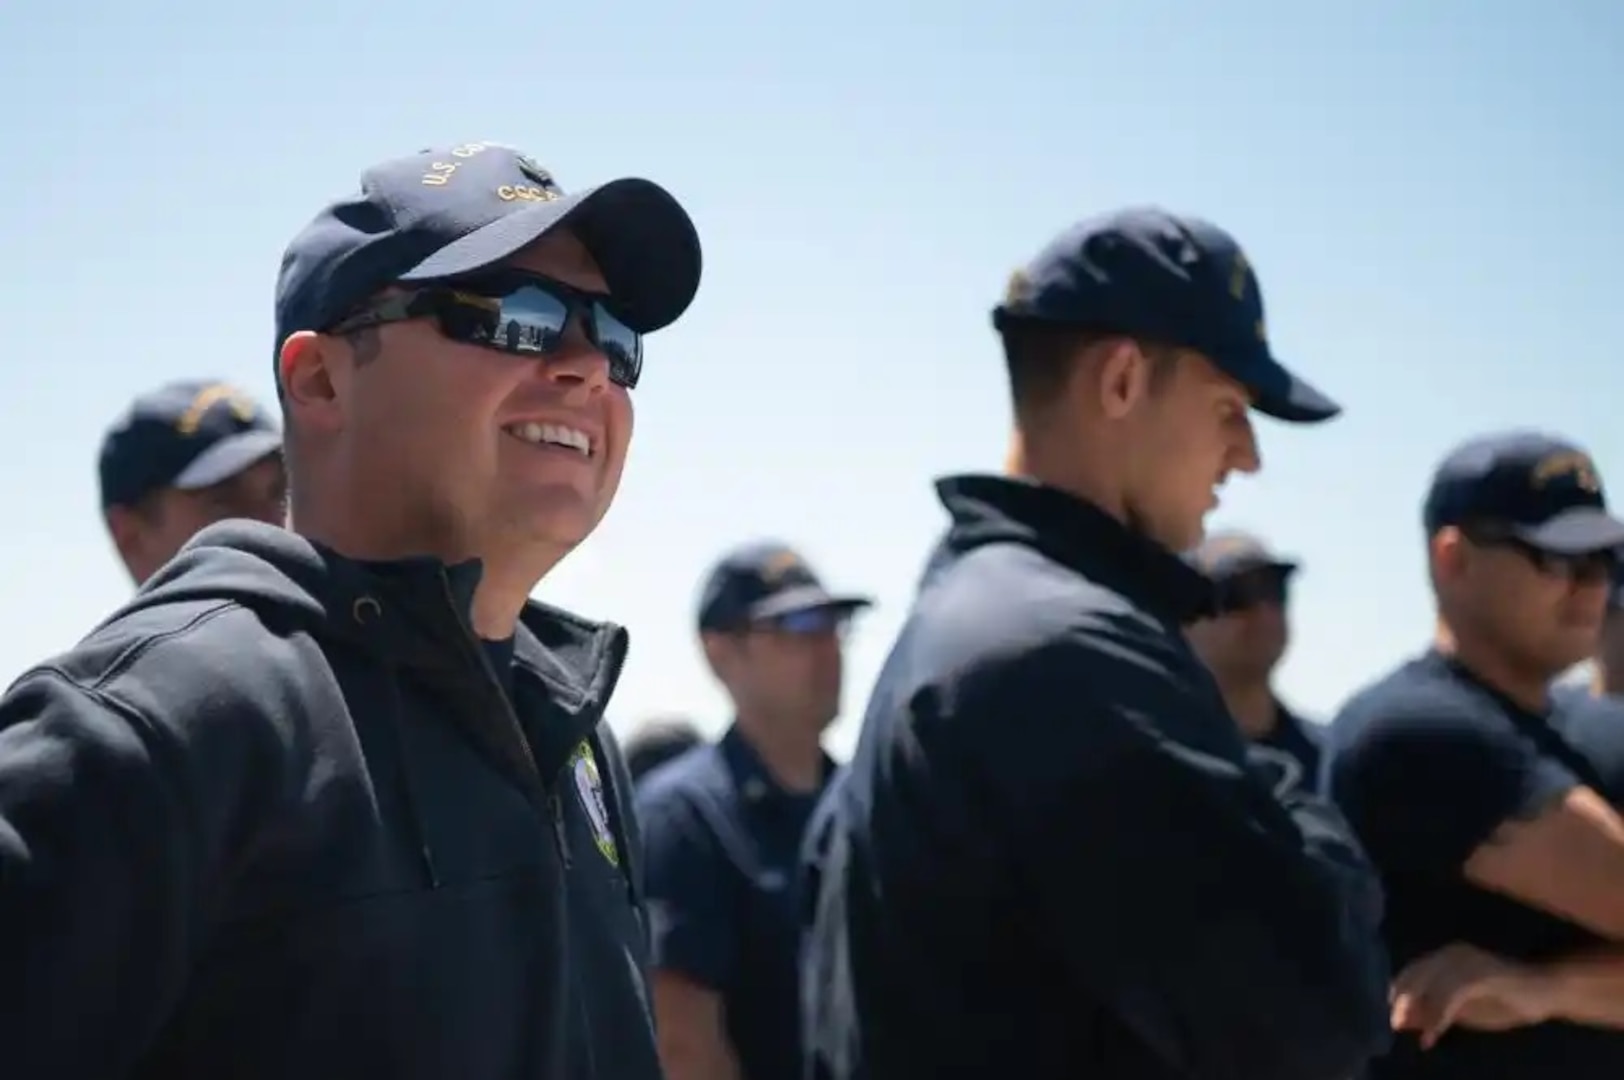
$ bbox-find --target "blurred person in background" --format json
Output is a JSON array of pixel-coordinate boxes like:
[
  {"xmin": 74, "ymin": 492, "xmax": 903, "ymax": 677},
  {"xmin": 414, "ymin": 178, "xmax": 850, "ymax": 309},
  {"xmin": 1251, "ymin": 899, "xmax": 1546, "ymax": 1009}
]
[
  {"xmin": 0, "ymin": 141, "xmax": 701, "ymax": 1079},
  {"xmin": 99, "ymin": 379, "xmax": 285, "ymax": 585},
  {"xmin": 1185, "ymin": 529, "xmax": 1323, "ymax": 788},
  {"xmin": 626, "ymin": 713, "xmax": 704, "ymax": 784},
  {"xmin": 1326, "ymin": 431, "xmax": 1624, "ymax": 1079},
  {"xmin": 639, "ymin": 541, "xmax": 871, "ymax": 1080}
]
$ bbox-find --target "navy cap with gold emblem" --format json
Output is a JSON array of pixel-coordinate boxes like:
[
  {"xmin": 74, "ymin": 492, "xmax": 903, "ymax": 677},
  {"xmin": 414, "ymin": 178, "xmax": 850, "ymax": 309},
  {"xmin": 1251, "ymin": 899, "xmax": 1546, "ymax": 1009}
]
[
  {"xmin": 274, "ymin": 141, "xmax": 702, "ymax": 364},
  {"xmin": 697, "ymin": 541, "xmax": 874, "ymax": 632},
  {"xmin": 98, "ymin": 379, "xmax": 281, "ymax": 509},
  {"xmin": 992, "ymin": 206, "xmax": 1339, "ymax": 423},
  {"xmin": 1423, "ymin": 430, "xmax": 1624, "ymax": 555}
]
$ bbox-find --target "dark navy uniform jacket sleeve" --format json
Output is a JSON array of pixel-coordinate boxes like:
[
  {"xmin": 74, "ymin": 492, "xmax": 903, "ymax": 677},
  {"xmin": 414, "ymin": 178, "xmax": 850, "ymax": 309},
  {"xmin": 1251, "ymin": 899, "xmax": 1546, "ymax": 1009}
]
[
  {"xmin": 0, "ymin": 668, "xmax": 247, "ymax": 1078},
  {"xmin": 1328, "ymin": 689, "xmax": 1580, "ymax": 876},
  {"xmin": 969, "ymin": 608, "xmax": 1391, "ymax": 1080},
  {"xmin": 638, "ymin": 784, "xmax": 737, "ymax": 991}
]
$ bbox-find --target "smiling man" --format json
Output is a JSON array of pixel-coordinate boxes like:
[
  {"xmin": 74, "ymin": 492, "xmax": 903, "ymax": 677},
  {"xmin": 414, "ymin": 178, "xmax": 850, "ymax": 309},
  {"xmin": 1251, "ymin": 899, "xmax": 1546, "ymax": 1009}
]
[{"xmin": 0, "ymin": 142, "xmax": 701, "ymax": 1079}]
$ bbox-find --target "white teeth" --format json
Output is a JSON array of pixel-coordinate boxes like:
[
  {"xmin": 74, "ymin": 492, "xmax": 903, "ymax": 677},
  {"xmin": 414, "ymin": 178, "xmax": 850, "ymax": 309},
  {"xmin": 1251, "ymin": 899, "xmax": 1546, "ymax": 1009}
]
[{"xmin": 507, "ymin": 421, "xmax": 591, "ymax": 455}]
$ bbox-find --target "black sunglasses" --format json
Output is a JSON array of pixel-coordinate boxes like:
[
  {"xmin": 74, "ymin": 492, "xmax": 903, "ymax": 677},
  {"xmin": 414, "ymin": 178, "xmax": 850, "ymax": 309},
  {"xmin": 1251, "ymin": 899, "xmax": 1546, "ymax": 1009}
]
[
  {"xmin": 1463, "ymin": 525, "xmax": 1618, "ymax": 583},
  {"xmin": 1213, "ymin": 567, "xmax": 1291, "ymax": 615},
  {"xmin": 738, "ymin": 606, "xmax": 855, "ymax": 638},
  {"xmin": 326, "ymin": 270, "xmax": 643, "ymax": 389}
]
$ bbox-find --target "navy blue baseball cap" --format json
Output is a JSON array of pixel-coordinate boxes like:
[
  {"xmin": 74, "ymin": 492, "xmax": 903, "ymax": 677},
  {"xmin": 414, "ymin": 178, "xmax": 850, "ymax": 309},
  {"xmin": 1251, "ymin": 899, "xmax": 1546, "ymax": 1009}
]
[
  {"xmin": 1423, "ymin": 431, "xmax": 1624, "ymax": 555},
  {"xmin": 274, "ymin": 141, "xmax": 702, "ymax": 363},
  {"xmin": 98, "ymin": 380, "xmax": 281, "ymax": 510},
  {"xmin": 992, "ymin": 206, "xmax": 1338, "ymax": 423},
  {"xmin": 698, "ymin": 542, "xmax": 873, "ymax": 632},
  {"xmin": 1186, "ymin": 530, "xmax": 1298, "ymax": 582}
]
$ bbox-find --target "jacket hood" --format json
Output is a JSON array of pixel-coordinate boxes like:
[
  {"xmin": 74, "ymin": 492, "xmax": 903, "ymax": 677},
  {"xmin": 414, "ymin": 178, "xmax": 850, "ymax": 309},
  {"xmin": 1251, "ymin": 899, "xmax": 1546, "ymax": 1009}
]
[{"xmin": 119, "ymin": 520, "xmax": 627, "ymax": 702}]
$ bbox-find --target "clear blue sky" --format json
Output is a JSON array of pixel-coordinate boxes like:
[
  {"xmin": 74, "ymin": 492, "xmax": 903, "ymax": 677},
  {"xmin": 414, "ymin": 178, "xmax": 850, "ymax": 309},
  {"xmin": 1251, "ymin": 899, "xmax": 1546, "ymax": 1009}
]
[{"xmin": 0, "ymin": 0, "xmax": 1619, "ymax": 756}]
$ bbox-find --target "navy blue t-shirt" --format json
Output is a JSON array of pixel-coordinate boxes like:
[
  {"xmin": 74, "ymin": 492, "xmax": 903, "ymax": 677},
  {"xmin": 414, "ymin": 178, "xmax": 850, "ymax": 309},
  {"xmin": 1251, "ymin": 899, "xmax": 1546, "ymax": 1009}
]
[
  {"xmin": 1257, "ymin": 702, "xmax": 1322, "ymax": 793},
  {"xmin": 637, "ymin": 726, "xmax": 832, "ymax": 1080},
  {"xmin": 1326, "ymin": 651, "xmax": 1624, "ymax": 1079}
]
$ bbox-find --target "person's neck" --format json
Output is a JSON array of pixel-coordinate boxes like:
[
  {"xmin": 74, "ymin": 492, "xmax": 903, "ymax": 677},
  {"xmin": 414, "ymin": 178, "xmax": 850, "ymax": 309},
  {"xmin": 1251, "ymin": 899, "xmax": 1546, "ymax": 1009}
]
[
  {"xmin": 734, "ymin": 711, "xmax": 825, "ymax": 794},
  {"xmin": 1006, "ymin": 428, "xmax": 1125, "ymax": 522},
  {"xmin": 468, "ymin": 560, "xmax": 546, "ymax": 641},
  {"xmin": 1216, "ymin": 678, "xmax": 1278, "ymax": 739},
  {"xmin": 1435, "ymin": 621, "xmax": 1549, "ymax": 713},
  {"xmin": 290, "ymin": 500, "xmax": 562, "ymax": 641},
  {"xmin": 1594, "ymin": 658, "xmax": 1624, "ymax": 698}
]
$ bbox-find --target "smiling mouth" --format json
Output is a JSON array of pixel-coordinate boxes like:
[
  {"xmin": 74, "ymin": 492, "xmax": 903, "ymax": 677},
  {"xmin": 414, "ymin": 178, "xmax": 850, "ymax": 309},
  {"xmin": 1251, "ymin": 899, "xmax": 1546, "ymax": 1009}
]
[{"xmin": 503, "ymin": 421, "xmax": 594, "ymax": 458}]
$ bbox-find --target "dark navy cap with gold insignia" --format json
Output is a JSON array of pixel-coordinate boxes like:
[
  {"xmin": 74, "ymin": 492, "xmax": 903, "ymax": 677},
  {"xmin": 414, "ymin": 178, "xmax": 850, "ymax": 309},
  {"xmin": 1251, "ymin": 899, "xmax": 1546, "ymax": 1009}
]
[
  {"xmin": 98, "ymin": 380, "xmax": 281, "ymax": 509},
  {"xmin": 697, "ymin": 541, "xmax": 873, "ymax": 632},
  {"xmin": 1423, "ymin": 431, "xmax": 1624, "ymax": 554},
  {"xmin": 274, "ymin": 141, "xmax": 702, "ymax": 363},
  {"xmin": 992, "ymin": 206, "xmax": 1339, "ymax": 423}
]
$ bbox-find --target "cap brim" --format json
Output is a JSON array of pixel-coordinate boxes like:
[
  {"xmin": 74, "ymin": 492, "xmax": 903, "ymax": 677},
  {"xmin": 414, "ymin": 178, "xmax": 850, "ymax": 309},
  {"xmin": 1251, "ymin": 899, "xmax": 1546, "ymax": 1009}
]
[
  {"xmin": 750, "ymin": 587, "xmax": 874, "ymax": 621},
  {"xmin": 1251, "ymin": 357, "xmax": 1341, "ymax": 424},
  {"xmin": 171, "ymin": 430, "xmax": 283, "ymax": 491},
  {"xmin": 1512, "ymin": 507, "xmax": 1624, "ymax": 555},
  {"xmin": 399, "ymin": 178, "xmax": 702, "ymax": 334},
  {"xmin": 1206, "ymin": 557, "xmax": 1298, "ymax": 582}
]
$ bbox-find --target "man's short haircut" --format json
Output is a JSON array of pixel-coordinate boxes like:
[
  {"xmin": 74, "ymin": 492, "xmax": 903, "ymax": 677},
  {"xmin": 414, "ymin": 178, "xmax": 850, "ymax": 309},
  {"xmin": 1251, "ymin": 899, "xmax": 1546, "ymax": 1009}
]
[{"xmin": 998, "ymin": 320, "xmax": 1178, "ymax": 418}]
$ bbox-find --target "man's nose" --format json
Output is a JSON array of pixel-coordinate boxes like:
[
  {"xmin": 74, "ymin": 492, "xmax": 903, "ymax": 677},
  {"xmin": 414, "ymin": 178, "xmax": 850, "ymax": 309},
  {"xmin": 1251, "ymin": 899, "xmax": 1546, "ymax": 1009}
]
[
  {"xmin": 537, "ymin": 332, "xmax": 611, "ymax": 394},
  {"xmin": 1233, "ymin": 415, "xmax": 1263, "ymax": 475}
]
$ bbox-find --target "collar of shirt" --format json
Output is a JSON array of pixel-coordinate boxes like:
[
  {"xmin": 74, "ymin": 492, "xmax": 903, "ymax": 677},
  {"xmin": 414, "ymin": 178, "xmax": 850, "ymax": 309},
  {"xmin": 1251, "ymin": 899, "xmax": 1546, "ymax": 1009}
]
[
  {"xmin": 933, "ymin": 473, "xmax": 1214, "ymax": 625},
  {"xmin": 720, "ymin": 725, "xmax": 835, "ymax": 807}
]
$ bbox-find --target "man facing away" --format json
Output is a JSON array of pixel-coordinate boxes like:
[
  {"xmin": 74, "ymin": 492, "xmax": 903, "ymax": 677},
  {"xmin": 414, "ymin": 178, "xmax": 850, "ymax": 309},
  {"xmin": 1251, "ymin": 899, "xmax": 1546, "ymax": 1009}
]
[
  {"xmin": 625, "ymin": 713, "xmax": 705, "ymax": 785},
  {"xmin": 0, "ymin": 140, "xmax": 702, "ymax": 1079},
  {"xmin": 802, "ymin": 207, "xmax": 1391, "ymax": 1080},
  {"xmin": 98, "ymin": 378, "xmax": 285, "ymax": 584}
]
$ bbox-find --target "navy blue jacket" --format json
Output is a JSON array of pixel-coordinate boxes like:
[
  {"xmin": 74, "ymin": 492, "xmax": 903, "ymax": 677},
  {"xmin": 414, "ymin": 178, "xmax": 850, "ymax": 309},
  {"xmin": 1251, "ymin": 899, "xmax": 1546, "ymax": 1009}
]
[
  {"xmin": 0, "ymin": 521, "xmax": 654, "ymax": 1079},
  {"xmin": 802, "ymin": 475, "xmax": 1392, "ymax": 1080}
]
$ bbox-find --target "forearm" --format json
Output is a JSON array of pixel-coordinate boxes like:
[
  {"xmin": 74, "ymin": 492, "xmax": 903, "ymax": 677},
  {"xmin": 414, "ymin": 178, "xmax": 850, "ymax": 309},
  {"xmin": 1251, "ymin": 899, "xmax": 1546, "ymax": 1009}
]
[
  {"xmin": 656, "ymin": 1038, "xmax": 742, "ymax": 1080},
  {"xmin": 1537, "ymin": 947, "xmax": 1624, "ymax": 1028}
]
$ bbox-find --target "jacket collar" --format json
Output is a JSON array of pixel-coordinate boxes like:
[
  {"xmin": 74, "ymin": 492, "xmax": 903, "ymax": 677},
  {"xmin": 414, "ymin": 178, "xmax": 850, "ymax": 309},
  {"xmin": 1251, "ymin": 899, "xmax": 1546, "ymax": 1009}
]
[{"xmin": 934, "ymin": 474, "xmax": 1215, "ymax": 625}]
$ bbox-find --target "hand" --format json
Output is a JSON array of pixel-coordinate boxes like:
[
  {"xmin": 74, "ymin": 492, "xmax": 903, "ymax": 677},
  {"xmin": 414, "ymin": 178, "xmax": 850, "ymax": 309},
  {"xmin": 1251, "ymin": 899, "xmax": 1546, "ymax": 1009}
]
[{"xmin": 1391, "ymin": 942, "xmax": 1556, "ymax": 1049}]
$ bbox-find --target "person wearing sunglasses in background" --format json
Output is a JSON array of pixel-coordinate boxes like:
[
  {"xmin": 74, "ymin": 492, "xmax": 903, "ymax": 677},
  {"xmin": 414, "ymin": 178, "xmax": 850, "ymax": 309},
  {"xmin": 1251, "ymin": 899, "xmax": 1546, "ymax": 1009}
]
[
  {"xmin": 98, "ymin": 378, "xmax": 286, "ymax": 585},
  {"xmin": 0, "ymin": 142, "xmax": 701, "ymax": 1079},
  {"xmin": 1325, "ymin": 432, "xmax": 1624, "ymax": 1080},
  {"xmin": 638, "ymin": 543, "xmax": 871, "ymax": 1080},
  {"xmin": 1186, "ymin": 530, "xmax": 1323, "ymax": 790}
]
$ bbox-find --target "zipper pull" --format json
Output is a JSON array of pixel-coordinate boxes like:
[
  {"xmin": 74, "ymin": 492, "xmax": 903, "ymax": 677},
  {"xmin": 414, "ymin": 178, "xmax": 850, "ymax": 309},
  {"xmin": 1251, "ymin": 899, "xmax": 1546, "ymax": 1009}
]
[{"xmin": 550, "ymin": 792, "xmax": 573, "ymax": 868}]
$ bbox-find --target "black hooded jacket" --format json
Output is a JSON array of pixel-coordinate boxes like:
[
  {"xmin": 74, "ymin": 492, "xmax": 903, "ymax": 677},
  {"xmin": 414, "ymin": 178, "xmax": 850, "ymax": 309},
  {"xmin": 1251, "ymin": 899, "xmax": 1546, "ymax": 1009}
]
[{"xmin": 0, "ymin": 520, "xmax": 655, "ymax": 1080}]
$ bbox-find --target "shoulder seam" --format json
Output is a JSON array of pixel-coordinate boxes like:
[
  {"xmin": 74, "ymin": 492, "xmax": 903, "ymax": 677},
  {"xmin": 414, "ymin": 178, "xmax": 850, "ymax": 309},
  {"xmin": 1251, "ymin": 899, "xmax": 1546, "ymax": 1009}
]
[{"xmin": 24, "ymin": 600, "xmax": 249, "ymax": 698}]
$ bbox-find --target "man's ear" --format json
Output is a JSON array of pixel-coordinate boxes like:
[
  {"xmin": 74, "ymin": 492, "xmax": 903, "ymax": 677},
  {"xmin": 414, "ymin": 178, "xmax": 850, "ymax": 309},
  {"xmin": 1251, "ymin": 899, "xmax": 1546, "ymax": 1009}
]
[
  {"xmin": 700, "ymin": 631, "xmax": 740, "ymax": 683},
  {"xmin": 1430, "ymin": 526, "xmax": 1469, "ymax": 586},
  {"xmin": 104, "ymin": 503, "xmax": 148, "ymax": 569},
  {"xmin": 1094, "ymin": 339, "xmax": 1153, "ymax": 422},
  {"xmin": 279, "ymin": 331, "xmax": 344, "ymax": 435}
]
